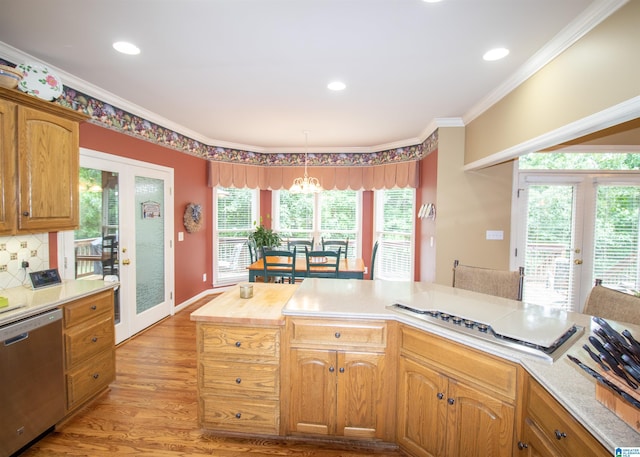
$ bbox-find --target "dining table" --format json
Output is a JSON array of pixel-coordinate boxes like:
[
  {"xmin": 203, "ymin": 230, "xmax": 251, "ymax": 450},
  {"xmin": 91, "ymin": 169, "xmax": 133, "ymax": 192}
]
[{"xmin": 247, "ymin": 256, "xmax": 365, "ymax": 282}]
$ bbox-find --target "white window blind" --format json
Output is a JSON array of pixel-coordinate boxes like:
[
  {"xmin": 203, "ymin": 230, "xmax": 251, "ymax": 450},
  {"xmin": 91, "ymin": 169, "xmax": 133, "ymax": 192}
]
[
  {"xmin": 593, "ymin": 185, "xmax": 640, "ymax": 292},
  {"xmin": 214, "ymin": 187, "xmax": 258, "ymax": 286},
  {"xmin": 274, "ymin": 190, "xmax": 361, "ymax": 258},
  {"xmin": 374, "ymin": 188, "xmax": 414, "ymax": 281}
]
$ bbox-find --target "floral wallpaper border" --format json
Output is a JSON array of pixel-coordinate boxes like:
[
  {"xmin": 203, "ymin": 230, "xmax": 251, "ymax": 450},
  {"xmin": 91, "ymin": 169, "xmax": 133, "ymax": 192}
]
[{"xmin": 1, "ymin": 59, "xmax": 438, "ymax": 167}]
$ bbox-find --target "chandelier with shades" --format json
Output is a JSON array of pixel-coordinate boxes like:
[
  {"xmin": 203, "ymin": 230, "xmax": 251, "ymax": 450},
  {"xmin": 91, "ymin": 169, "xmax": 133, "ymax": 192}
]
[{"xmin": 290, "ymin": 130, "xmax": 322, "ymax": 194}]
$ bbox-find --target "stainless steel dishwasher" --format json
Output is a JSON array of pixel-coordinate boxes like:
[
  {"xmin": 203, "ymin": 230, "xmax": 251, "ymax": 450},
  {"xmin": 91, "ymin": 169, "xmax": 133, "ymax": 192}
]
[{"xmin": 0, "ymin": 308, "xmax": 65, "ymax": 457}]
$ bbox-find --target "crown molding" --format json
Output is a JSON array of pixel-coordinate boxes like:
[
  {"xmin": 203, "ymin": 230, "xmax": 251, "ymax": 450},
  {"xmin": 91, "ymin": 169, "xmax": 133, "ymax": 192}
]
[
  {"xmin": 462, "ymin": 0, "xmax": 628, "ymax": 125},
  {"xmin": 463, "ymin": 96, "xmax": 640, "ymax": 171}
]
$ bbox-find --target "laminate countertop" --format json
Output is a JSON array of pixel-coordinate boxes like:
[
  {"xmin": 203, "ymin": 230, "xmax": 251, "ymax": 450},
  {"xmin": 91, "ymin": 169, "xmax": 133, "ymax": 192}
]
[
  {"xmin": 0, "ymin": 279, "xmax": 117, "ymax": 327},
  {"xmin": 191, "ymin": 278, "xmax": 640, "ymax": 451}
]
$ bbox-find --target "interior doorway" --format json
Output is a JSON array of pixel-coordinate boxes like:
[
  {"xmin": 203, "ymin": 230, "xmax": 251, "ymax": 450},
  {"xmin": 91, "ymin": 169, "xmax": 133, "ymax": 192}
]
[{"xmin": 59, "ymin": 149, "xmax": 175, "ymax": 344}]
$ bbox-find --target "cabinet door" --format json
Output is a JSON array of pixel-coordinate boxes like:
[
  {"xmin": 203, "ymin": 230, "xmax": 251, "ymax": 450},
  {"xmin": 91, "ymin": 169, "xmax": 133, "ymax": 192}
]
[
  {"xmin": 288, "ymin": 348, "xmax": 336, "ymax": 436},
  {"xmin": 446, "ymin": 380, "xmax": 515, "ymax": 457},
  {"xmin": 0, "ymin": 99, "xmax": 16, "ymax": 235},
  {"xmin": 518, "ymin": 418, "xmax": 560, "ymax": 457},
  {"xmin": 17, "ymin": 105, "xmax": 79, "ymax": 232},
  {"xmin": 336, "ymin": 351, "xmax": 387, "ymax": 440},
  {"xmin": 397, "ymin": 357, "xmax": 447, "ymax": 457}
]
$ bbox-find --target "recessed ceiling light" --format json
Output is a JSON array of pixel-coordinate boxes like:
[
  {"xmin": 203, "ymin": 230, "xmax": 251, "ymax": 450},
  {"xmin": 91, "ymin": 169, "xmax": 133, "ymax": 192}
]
[
  {"xmin": 327, "ymin": 81, "xmax": 346, "ymax": 91},
  {"xmin": 422, "ymin": 0, "xmax": 443, "ymax": 3},
  {"xmin": 483, "ymin": 47, "xmax": 509, "ymax": 61},
  {"xmin": 113, "ymin": 41, "xmax": 140, "ymax": 55}
]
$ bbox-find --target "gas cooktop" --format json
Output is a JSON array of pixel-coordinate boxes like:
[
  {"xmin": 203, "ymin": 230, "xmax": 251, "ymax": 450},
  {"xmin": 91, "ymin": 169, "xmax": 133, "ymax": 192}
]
[{"xmin": 388, "ymin": 295, "xmax": 584, "ymax": 363}]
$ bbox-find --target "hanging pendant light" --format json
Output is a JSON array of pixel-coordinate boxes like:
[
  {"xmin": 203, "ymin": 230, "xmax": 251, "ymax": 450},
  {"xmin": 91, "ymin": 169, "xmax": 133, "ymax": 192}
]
[{"xmin": 290, "ymin": 130, "xmax": 322, "ymax": 193}]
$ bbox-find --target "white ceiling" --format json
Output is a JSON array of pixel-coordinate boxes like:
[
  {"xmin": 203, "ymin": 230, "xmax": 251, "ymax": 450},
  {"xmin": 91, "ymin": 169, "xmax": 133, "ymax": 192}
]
[{"xmin": 0, "ymin": 0, "xmax": 621, "ymax": 153}]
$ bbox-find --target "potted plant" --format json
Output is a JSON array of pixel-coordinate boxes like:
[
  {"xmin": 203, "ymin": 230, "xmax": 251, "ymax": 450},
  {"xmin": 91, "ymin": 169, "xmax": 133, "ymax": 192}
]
[{"xmin": 249, "ymin": 218, "xmax": 282, "ymax": 257}]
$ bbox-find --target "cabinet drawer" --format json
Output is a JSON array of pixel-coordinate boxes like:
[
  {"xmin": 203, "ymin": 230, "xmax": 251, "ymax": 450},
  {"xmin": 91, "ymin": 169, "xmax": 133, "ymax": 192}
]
[
  {"xmin": 199, "ymin": 360, "xmax": 279, "ymax": 396},
  {"xmin": 66, "ymin": 349, "xmax": 115, "ymax": 410},
  {"xmin": 63, "ymin": 290, "xmax": 113, "ymax": 328},
  {"xmin": 200, "ymin": 395, "xmax": 279, "ymax": 435},
  {"xmin": 199, "ymin": 324, "xmax": 280, "ymax": 358},
  {"xmin": 289, "ymin": 318, "xmax": 387, "ymax": 350},
  {"xmin": 65, "ymin": 314, "xmax": 114, "ymax": 367},
  {"xmin": 526, "ymin": 377, "xmax": 609, "ymax": 457},
  {"xmin": 401, "ymin": 325, "xmax": 517, "ymax": 401}
]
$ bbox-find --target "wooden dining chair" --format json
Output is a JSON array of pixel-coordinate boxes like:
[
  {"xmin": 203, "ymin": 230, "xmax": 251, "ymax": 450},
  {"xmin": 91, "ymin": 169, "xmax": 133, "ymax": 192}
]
[
  {"xmin": 305, "ymin": 247, "xmax": 341, "ymax": 278},
  {"xmin": 322, "ymin": 237, "xmax": 349, "ymax": 258},
  {"xmin": 287, "ymin": 238, "xmax": 314, "ymax": 256},
  {"xmin": 370, "ymin": 240, "xmax": 379, "ymax": 280},
  {"xmin": 261, "ymin": 246, "xmax": 297, "ymax": 284},
  {"xmin": 452, "ymin": 259, "xmax": 524, "ymax": 301}
]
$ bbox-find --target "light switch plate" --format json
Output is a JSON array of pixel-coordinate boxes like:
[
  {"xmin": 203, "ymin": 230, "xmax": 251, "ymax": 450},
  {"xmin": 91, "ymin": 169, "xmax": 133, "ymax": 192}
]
[{"xmin": 486, "ymin": 230, "xmax": 504, "ymax": 240}]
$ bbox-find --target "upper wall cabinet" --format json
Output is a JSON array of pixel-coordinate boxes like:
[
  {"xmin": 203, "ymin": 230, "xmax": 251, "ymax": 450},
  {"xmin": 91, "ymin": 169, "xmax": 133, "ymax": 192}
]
[{"xmin": 0, "ymin": 87, "xmax": 89, "ymax": 235}]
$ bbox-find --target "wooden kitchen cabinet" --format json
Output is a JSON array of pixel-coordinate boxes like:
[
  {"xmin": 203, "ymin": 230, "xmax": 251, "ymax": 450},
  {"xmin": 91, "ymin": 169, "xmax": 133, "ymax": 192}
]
[
  {"xmin": 285, "ymin": 318, "xmax": 396, "ymax": 442},
  {"xmin": 0, "ymin": 87, "xmax": 88, "ymax": 235},
  {"xmin": 197, "ymin": 323, "xmax": 282, "ymax": 435},
  {"xmin": 62, "ymin": 289, "xmax": 115, "ymax": 414},
  {"xmin": 515, "ymin": 375, "xmax": 609, "ymax": 457},
  {"xmin": 397, "ymin": 325, "xmax": 516, "ymax": 457}
]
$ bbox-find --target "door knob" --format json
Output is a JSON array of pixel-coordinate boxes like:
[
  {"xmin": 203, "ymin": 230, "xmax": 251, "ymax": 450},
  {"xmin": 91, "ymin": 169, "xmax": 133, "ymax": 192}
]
[
  {"xmin": 574, "ymin": 259, "xmax": 583, "ymax": 265},
  {"xmin": 122, "ymin": 259, "xmax": 131, "ymax": 265}
]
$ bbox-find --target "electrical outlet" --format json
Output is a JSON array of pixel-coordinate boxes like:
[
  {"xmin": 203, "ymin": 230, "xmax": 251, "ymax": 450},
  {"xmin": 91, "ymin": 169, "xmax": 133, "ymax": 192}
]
[
  {"xmin": 202, "ymin": 273, "xmax": 207, "ymax": 282},
  {"xmin": 21, "ymin": 260, "xmax": 29, "ymax": 269}
]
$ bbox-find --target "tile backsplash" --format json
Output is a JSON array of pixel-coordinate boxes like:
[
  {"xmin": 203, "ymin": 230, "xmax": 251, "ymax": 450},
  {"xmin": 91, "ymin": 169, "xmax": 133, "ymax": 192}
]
[{"xmin": 0, "ymin": 234, "xmax": 49, "ymax": 289}]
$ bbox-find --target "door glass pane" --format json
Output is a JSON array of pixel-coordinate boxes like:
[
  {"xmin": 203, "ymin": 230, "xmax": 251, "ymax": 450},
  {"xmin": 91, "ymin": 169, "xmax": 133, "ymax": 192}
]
[
  {"xmin": 75, "ymin": 167, "xmax": 120, "ymax": 323},
  {"xmin": 375, "ymin": 188, "xmax": 414, "ymax": 281},
  {"xmin": 594, "ymin": 185, "xmax": 640, "ymax": 292},
  {"xmin": 135, "ymin": 176, "xmax": 164, "ymax": 314},
  {"xmin": 523, "ymin": 185, "xmax": 576, "ymax": 310}
]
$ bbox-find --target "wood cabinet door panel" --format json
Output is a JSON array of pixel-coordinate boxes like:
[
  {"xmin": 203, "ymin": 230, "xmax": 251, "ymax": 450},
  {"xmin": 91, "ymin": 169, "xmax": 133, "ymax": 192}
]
[
  {"xmin": 289, "ymin": 318, "xmax": 387, "ymax": 350},
  {"xmin": 446, "ymin": 380, "xmax": 514, "ymax": 457},
  {"xmin": 397, "ymin": 357, "xmax": 447, "ymax": 457},
  {"xmin": 199, "ymin": 325, "xmax": 279, "ymax": 358},
  {"xmin": 17, "ymin": 106, "xmax": 79, "ymax": 231},
  {"xmin": 0, "ymin": 99, "xmax": 16, "ymax": 235},
  {"xmin": 66, "ymin": 349, "xmax": 115, "ymax": 410},
  {"xmin": 199, "ymin": 359, "xmax": 279, "ymax": 396},
  {"xmin": 65, "ymin": 314, "xmax": 114, "ymax": 367},
  {"xmin": 200, "ymin": 395, "xmax": 280, "ymax": 434},
  {"xmin": 336, "ymin": 351, "xmax": 386, "ymax": 439},
  {"xmin": 288, "ymin": 349, "xmax": 336, "ymax": 435},
  {"xmin": 63, "ymin": 290, "xmax": 113, "ymax": 327}
]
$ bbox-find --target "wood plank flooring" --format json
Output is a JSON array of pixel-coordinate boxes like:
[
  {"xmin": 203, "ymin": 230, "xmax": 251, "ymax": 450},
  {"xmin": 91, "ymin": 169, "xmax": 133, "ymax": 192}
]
[{"xmin": 21, "ymin": 296, "xmax": 404, "ymax": 457}]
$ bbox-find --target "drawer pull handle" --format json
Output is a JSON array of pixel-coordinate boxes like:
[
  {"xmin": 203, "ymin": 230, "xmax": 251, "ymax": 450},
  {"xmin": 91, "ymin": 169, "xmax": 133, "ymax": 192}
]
[
  {"xmin": 235, "ymin": 341, "xmax": 241, "ymax": 347},
  {"xmin": 334, "ymin": 332, "xmax": 341, "ymax": 338},
  {"xmin": 554, "ymin": 430, "xmax": 567, "ymax": 440},
  {"xmin": 329, "ymin": 366, "xmax": 335, "ymax": 373},
  {"xmin": 235, "ymin": 413, "xmax": 241, "ymax": 419},
  {"xmin": 437, "ymin": 392, "xmax": 444, "ymax": 400},
  {"xmin": 91, "ymin": 305, "xmax": 97, "ymax": 310},
  {"xmin": 93, "ymin": 373, "xmax": 100, "ymax": 380},
  {"xmin": 92, "ymin": 337, "xmax": 98, "ymax": 343},
  {"xmin": 517, "ymin": 441, "xmax": 528, "ymax": 450},
  {"xmin": 447, "ymin": 398, "xmax": 455, "ymax": 405},
  {"xmin": 22, "ymin": 211, "xmax": 29, "ymax": 217},
  {"xmin": 235, "ymin": 378, "xmax": 242, "ymax": 384}
]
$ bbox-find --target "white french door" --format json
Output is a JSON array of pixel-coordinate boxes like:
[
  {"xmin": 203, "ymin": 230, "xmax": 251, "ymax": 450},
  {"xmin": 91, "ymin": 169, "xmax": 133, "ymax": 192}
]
[
  {"xmin": 60, "ymin": 149, "xmax": 174, "ymax": 344},
  {"xmin": 515, "ymin": 172, "xmax": 640, "ymax": 312}
]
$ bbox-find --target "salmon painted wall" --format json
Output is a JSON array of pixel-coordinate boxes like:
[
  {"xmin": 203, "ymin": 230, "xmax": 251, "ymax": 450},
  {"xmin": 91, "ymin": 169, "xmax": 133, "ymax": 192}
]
[
  {"xmin": 417, "ymin": 150, "xmax": 437, "ymax": 282},
  {"xmin": 79, "ymin": 123, "xmax": 213, "ymax": 305}
]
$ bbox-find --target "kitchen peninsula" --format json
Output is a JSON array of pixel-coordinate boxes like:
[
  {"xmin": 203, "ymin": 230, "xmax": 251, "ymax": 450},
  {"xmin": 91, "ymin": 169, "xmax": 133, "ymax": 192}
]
[{"xmin": 191, "ymin": 279, "xmax": 640, "ymax": 455}]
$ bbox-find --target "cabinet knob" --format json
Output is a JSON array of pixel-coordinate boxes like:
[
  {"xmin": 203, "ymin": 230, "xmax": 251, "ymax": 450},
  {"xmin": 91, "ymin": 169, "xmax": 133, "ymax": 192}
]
[
  {"xmin": 22, "ymin": 211, "xmax": 29, "ymax": 217},
  {"xmin": 554, "ymin": 430, "xmax": 567, "ymax": 440},
  {"xmin": 437, "ymin": 392, "xmax": 444, "ymax": 400},
  {"xmin": 334, "ymin": 332, "xmax": 341, "ymax": 338},
  {"xmin": 93, "ymin": 373, "xmax": 99, "ymax": 380},
  {"xmin": 235, "ymin": 413, "xmax": 241, "ymax": 419},
  {"xmin": 91, "ymin": 305, "xmax": 97, "ymax": 310},
  {"xmin": 339, "ymin": 367, "xmax": 345, "ymax": 373},
  {"xmin": 91, "ymin": 337, "xmax": 98, "ymax": 343},
  {"xmin": 235, "ymin": 377, "xmax": 242, "ymax": 384},
  {"xmin": 329, "ymin": 366, "xmax": 335, "ymax": 372},
  {"xmin": 447, "ymin": 398, "xmax": 455, "ymax": 405},
  {"xmin": 235, "ymin": 341, "xmax": 241, "ymax": 347},
  {"xmin": 517, "ymin": 441, "xmax": 529, "ymax": 450}
]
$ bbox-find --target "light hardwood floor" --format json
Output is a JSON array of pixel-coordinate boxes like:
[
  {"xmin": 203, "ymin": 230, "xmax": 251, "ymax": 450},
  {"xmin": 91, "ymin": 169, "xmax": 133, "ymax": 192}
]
[{"xmin": 22, "ymin": 296, "xmax": 404, "ymax": 456}]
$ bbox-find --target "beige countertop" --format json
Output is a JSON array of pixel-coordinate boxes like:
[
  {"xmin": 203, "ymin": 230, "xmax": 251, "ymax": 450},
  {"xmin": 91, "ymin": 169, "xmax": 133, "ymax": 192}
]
[
  {"xmin": 189, "ymin": 278, "xmax": 640, "ymax": 451},
  {"xmin": 0, "ymin": 279, "xmax": 117, "ymax": 326}
]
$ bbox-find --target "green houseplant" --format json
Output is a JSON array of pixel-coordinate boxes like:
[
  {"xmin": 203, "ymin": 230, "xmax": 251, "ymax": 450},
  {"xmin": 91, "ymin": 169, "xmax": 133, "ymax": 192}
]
[{"xmin": 249, "ymin": 218, "xmax": 282, "ymax": 252}]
